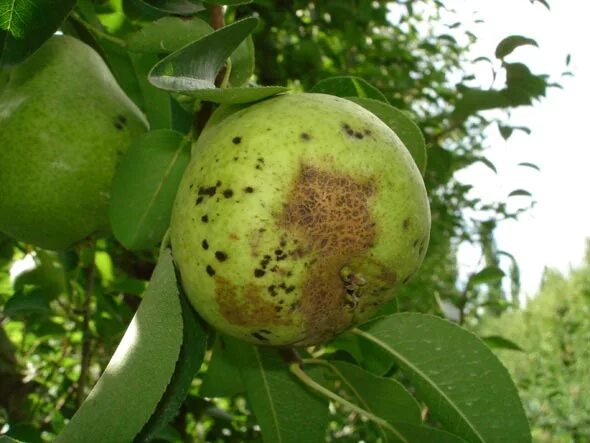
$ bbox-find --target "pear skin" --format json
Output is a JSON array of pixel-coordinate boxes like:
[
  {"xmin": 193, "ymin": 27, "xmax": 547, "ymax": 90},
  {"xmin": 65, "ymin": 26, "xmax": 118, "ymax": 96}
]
[{"xmin": 0, "ymin": 35, "xmax": 148, "ymax": 250}]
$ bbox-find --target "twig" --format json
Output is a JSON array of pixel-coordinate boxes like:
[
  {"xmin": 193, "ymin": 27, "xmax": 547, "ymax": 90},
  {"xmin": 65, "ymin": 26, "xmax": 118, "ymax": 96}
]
[
  {"xmin": 208, "ymin": 5, "xmax": 225, "ymax": 30},
  {"xmin": 75, "ymin": 243, "xmax": 96, "ymax": 407},
  {"xmin": 70, "ymin": 12, "xmax": 127, "ymax": 48},
  {"xmin": 289, "ymin": 363, "xmax": 407, "ymax": 443},
  {"xmin": 302, "ymin": 358, "xmax": 399, "ymax": 442}
]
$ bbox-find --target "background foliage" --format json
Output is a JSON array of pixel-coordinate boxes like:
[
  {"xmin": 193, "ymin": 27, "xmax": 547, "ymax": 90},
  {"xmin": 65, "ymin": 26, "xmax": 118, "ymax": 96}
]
[
  {"xmin": 481, "ymin": 241, "xmax": 590, "ymax": 443},
  {"xmin": 1, "ymin": 0, "xmax": 582, "ymax": 442}
]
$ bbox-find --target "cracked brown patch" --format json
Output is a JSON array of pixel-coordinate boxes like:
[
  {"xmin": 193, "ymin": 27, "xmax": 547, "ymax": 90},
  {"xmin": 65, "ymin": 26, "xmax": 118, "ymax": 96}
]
[
  {"xmin": 280, "ymin": 164, "xmax": 376, "ymax": 345},
  {"xmin": 215, "ymin": 276, "xmax": 292, "ymax": 327}
]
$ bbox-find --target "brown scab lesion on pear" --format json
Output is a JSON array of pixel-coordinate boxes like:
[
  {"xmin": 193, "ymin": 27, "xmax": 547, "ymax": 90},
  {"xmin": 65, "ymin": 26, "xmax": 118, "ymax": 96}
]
[
  {"xmin": 171, "ymin": 93, "xmax": 431, "ymax": 347},
  {"xmin": 0, "ymin": 35, "xmax": 148, "ymax": 251}
]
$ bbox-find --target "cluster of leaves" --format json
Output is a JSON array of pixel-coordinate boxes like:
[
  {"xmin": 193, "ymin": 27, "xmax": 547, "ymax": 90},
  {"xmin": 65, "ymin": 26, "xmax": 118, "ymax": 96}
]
[
  {"xmin": 0, "ymin": 0, "xmax": 560, "ymax": 442},
  {"xmin": 480, "ymin": 241, "xmax": 590, "ymax": 443}
]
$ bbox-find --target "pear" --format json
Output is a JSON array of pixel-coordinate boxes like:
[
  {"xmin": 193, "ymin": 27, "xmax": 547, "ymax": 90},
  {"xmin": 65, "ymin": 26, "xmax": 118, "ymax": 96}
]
[
  {"xmin": 0, "ymin": 35, "xmax": 148, "ymax": 250},
  {"xmin": 171, "ymin": 93, "xmax": 430, "ymax": 346}
]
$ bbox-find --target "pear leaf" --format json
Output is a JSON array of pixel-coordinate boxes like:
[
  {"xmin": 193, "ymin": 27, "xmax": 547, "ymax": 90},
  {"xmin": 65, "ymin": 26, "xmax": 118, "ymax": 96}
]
[
  {"xmin": 0, "ymin": 0, "xmax": 75, "ymax": 66},
  {"xmin": 55, "ymin": 249, "xmax": 183, "ymax": 443}
]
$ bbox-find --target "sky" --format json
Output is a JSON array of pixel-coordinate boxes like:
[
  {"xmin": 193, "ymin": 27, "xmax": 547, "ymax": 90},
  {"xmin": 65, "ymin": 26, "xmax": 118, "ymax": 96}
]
[{"xmin": 448, "ymin": 0, "xmax": 590, "ymax": 298}]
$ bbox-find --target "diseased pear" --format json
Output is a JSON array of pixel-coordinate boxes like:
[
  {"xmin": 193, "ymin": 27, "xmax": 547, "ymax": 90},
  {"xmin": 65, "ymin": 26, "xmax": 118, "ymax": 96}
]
[
  {"xmin": 0, "ymin": 35, "xmax": 148, "ymax": 250},
  {"xmin": 171, "ymin": 93, "xmax": 430, "ymax": 346}
]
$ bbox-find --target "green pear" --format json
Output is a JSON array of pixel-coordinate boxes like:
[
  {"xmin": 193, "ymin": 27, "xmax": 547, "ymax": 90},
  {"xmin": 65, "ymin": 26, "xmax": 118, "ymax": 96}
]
[
  {"xmin": 171, "ymin": 93, "xmax": 430, "ymax": 346},
  {"xmin": 0, "ymin": 35, "xmax": 148, "ymax": 250}
]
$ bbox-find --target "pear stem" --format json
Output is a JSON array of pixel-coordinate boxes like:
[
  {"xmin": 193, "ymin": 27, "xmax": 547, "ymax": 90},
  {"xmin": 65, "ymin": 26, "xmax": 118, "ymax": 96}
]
[
  {"xmin": 289, "ymin": 362, "xmax": 406, "ymax": 442},
  {"xmin": 70, "ymin": 12, "xmax": 127, "ymax": 48}
]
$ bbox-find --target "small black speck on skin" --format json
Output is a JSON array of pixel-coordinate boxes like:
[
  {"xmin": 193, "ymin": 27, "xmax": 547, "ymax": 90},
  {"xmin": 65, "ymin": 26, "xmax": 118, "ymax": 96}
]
[
  {"xmin": 285, "ymin": 286, "xmax": 296, "ymax": 293},
  {"xmin": 232, "ymin": 136, "xmax": 242, "ymax": 144},
  {"xmin": 202, "ymin": 239, "xmax": 209, "ymax": 250},
  {"xmin": 364, "ymin": 128, "xmax": 372, "ymax": 135},
  {"xmin": 206, "ymin": 265, "xmax": 215, "ymax": 276},
  {"xmin": 260, "ymin": 256, "xmax": 271, "ymax": 269},
  {"xmin": 198, "ymin": 186, "xmax": 217, "ymax": 197},
  {"xmin": 413, "ymin": 239, "xmax": 420, "ymax": 248},
  {"xmin": 274, "ymin": 249, "xmax": 283, "ymax": 256},
  {"xmin": 215, "ymin": 251, "xmax": 228, "ymax": 262},
  {"xmin": 279, "ymin": 282, "xmax": 287, "ymax": 290},
  {"xmin": 254, "ymin": 269, "xmax": 265, "ymax": 278},
  {"xmin": 113, "ymin": 114, "xmax": 127, "ymax": 130},
  {"xmin": 244, "ymin": 186, "xmax": 254, "ymax": 193},
  {"xmin": 259, "ymin": 329, "xmax": 272, "ymax": 334},
  {"xmin": 403, "ymin": 218, "xmax": 410, "ymax": 230},
  {"xmin": 223, "ymin": 189, "xmax": 234, "ymax": 198},
  {"xmin": 275, "ymin": 306, "xmax": 282, "ymax": 313},
  {"xmin": 268, "ymin": 285, "xmax": 277, "ymax": 297},
  {"xmin": 189, "ymin": 184, "xmax": 194, "ymax": 189},
  {"xmin": 196, "ymin": 196, "xmax": 203, "ymax": 205},
  {"xmin": 251, "ymin": 332, "xmax": 268, "ymax": 342},
  {"xmin": 201, "ymin": 215, "xmax": 209, "ymax": 223},
  {"xmin": 300, "ymin": 132, "xmax": 311, "ymax": 141},
  {"xmin": 402, "ymin": 276, "xmax": 410, "ymax": 284},
  {"xmin": 216, "ymin": 181, "xmax": 221, "ymax": 187},
  {"xmin": 354, "ymin": 132, "xmax": 364, "ymax": 139},
  {"xmin": 279, "ymin": 238, "xmax": 287, "ymax": 247},
  {"xmin": 234, "ymin": 156, "xmax": 239, "ymax": 161}
]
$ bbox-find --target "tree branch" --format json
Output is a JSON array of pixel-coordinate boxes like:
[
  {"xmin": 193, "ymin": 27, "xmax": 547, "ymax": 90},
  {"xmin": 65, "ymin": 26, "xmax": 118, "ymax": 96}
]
[{"xmin": 75, "ymin": 245, "xmax": 96, "ymax": 407}]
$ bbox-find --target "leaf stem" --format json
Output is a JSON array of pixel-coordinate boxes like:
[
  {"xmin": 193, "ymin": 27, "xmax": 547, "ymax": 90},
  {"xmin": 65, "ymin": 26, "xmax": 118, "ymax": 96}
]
[
  {"xmin": 301, "ymin": 358, "xmax": 407, "ymax": 443},
  {"xmin": 289, "ymin": 363, "xmax": 406, "ymax": 442},
  {"xmin": 70, "ymin": 12, "xmax": 127, "ymax": 48}
]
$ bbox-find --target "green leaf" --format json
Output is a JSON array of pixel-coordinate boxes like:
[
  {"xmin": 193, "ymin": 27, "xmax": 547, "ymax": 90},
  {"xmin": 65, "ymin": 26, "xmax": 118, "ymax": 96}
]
[
  {"xmin": 504, "ymin": 63, "xmax": 547, "ymax": 105},
  {"xmin": 0, "ymin": 436, "xmax": 25, "ymax": 443},
  {"xmin": 200, "ymin": 335, "xmax": 245, "ymax": 398},
  {"xmin": 347, "ymin": 97, "xmax": 427, "ymax": 175},
  {"xmin": 452, "ymin": 87, "xmax": 511, "ymax": 123},
  {"xmin": 230, "ymin": 35, "xmax": 255, "ymax": 87},
  {"xmin": 498, "ymin": 125, "xmax": 513, "ymax": 140},
  {"xmin": 140, "ymin": 0, "xmax": 205, "ymax": 15},
  {"xmin": 323, "ymin": 360, "xmax": 421, "ymax": 429},
  {"xmin": 0, "ymin": 0, "xmax": 76, "ymax": 67},
  {"xmin": 127, "ymin": 16, "xmax": 253, "ymax": 87},
  {"xmin": 127, "ymin": 16, "xmax": 213, "ymax": 54},
  {"xmin": 357, "ymin": 313, "xmax": 531, "ymax": 443},
  {"xmin": 468, "ymin": 266, "xmax": 505, "ymax": 287},
  {"xmin": 203, "ymin": 0, "xmax": 252, "ymax": 4},
  {"xmin": 477, "ymin": 157, "xmax": 497, "ymax": 174},
  {"xmin": 148, "ymin": 17, "xmax": 258, "ymax": 92},
  {"xmin": 508, "ymin": 189, "xmax": 532, "ymax": 198},
  {"xmin": 110, "ymin": 130, "xmax": 191, "ymax": 250},
  {"xmin": 495, "ymin": 35, "xmax": 538, "ymax": 59},
  {"xmin": 391, "ymin": 423, "xmax": 468, "ymax": 443},
  {"xmin": 130, "ymin": 53, "xmax": 173, "ymax": 130},
  {"xmin": 137, "ymin": 293, "xmax": 209, "ymax": 441},
  {"xmin": 480, "ymin": 335, "xmax": 524, "ymax": 352},
  {"xmin": 311, "ymin": 76, "xmax": 388, "ymax": 103},
  {"xmin": 327, "ymin": 331, "xmax": 394, "ymax": 376},
  {"xmin": 3, "ymin": 287, "xmax": 52, "ymax": 316},
  {"xmin": 13, "ymin": 251, "xmax": 65, "ymax": 298},
  {"xmin": 178, "ymin": 86, "xmax": 288, "ymax": 104},
  {"xmin": 55, "ymin": 249, "xmax": 183, "ymax": 443},
  {"xmin": 226, "ymin": 339, "xmax": 329, "ymax": 443},
  {"xmin": 518, "ymin": 162, "xmax": 540, "ymax": 171}
]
